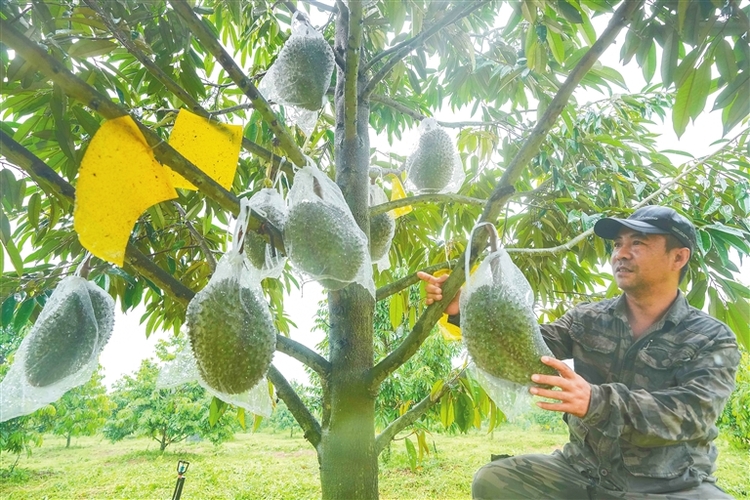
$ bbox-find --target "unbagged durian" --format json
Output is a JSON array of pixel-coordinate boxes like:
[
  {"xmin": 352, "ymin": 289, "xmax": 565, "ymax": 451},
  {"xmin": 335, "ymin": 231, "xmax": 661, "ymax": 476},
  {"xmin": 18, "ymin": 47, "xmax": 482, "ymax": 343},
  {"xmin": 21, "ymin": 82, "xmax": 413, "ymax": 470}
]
[{"xmin": 186, "ymin": 277, "xmax": 276, "ymax": 395}]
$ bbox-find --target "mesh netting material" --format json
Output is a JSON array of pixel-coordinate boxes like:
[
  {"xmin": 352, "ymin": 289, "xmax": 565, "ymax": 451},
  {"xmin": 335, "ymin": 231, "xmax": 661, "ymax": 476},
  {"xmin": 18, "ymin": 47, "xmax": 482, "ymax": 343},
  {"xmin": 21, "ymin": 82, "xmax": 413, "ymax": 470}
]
[
  {"xmin": 368, "ymin": 183, "xmax": 395, "ymax": 272},
  {"xmin": 245, "ymin": 188, "xmax": 287, "ymax": 280},
  {"xmin": 284, "ymin": 164, "xmax": 375, "ymax": 297},
  {"xmin": 405, "ymin": 118, "xmax": 465, "ymax": 194},
  {"xmin": 258, "ymin": 13, "xmax": 335, "ymax": 135},
  {"xmin": 0, "ymin": 276, "xmax": 115, "ymax": 422}
]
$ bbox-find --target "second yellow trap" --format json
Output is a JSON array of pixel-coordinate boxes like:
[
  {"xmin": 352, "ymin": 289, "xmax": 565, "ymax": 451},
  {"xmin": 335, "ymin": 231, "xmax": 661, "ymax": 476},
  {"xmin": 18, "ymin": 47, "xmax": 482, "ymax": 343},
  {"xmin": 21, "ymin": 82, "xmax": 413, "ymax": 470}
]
[{"xmin": 168, "ymin": 109, "xmax": 243, "ymax": 190}]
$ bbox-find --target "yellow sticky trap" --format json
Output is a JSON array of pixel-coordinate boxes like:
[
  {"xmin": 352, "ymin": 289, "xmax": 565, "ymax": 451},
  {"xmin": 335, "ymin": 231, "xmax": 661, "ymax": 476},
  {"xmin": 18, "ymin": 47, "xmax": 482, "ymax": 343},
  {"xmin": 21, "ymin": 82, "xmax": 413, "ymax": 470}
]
[
  {"xmin": 74, "ymin": 116, "xmax": 177, "ymax": 266},
  {"xmin": 168, "ymin": 109, "xmax": 243, "ymax": 190},
  {"xmin": 389, "ymin": 174, "xmax": 412, "ymax": 218},
  {"xmin": 438, "ymin": 315, "xmax": 462, "ymax": 341}
]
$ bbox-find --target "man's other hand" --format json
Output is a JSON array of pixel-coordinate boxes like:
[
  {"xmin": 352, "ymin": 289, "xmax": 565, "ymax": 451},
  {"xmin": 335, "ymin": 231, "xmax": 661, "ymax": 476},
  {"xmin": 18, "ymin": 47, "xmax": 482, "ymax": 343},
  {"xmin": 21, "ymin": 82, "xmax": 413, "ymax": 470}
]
[
  {"xmin": 529, "ymin": 357, "xmax": 591, "ymax": 418},
  {"xmin": 416, "ymin": 271, "xmax": 460, "ymax": 316}
]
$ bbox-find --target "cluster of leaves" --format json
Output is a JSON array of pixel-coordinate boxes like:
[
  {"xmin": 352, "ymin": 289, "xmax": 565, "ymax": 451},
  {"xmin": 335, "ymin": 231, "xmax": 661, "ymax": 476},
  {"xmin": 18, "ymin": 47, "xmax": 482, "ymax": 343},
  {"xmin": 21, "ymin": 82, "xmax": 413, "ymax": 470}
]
[
  {"xmin": 719, "ymin": 348, "xmax": 750, "ymax": 449},
  {"xmin": 103, "ymin": 338, "xmax": 240, "ymax": 451}
]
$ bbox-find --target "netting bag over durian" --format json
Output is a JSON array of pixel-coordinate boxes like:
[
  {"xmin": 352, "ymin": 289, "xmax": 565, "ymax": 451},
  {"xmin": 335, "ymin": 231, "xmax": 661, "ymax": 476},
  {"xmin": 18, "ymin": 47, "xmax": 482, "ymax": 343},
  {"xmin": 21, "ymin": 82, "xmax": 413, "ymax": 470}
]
[
  {"xmin": 369, "ymin": 183, "xmax": 395, "ymax": 272},
  {"xmin": 458, "ymin": 223, "xmax": 557, "ymax": 415},
  {"xmin": 405, "ymin": 118, "xmax": 464, "ymax": 194},
  {"xmin": 0, "ymin": 264, "xmax": 115, "ymax": 422},
  {"xmin": 244, "ymin": 188, "xmax": 287, "ymax": 280},
  {"xmin": 158, "ymin": 199, "xmax": 276, "ymax": 412},
  {"xmin": 258, "ymin": 12, "xmax": 335, "ymax": 135},
  {"xmin": 284, "ymin": 162, "xmax": 375, "ymax": 298}
]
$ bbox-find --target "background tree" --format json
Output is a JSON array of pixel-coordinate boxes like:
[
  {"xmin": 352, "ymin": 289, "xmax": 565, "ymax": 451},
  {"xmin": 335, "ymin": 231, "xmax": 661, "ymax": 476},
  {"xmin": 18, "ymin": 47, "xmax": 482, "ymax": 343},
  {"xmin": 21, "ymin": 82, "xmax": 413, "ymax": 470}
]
[
  {"xmin": 39, "ymin": 366, "xmax": 112, "ymax": 448},
  {"xmin": 103, "ymin": 349, "xmax": 240, "ymax": 451},
  {"xmin": 1, "ymin": 1, "xmax": 749, "ymax": 498}
]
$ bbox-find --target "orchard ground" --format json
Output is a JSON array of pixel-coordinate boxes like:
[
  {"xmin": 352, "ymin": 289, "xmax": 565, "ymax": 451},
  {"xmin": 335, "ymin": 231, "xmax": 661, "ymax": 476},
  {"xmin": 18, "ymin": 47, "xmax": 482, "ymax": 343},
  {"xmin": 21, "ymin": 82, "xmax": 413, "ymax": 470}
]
[{"xmin": 1, "ymin": 424, "xmax": 748, "ymax": 499}]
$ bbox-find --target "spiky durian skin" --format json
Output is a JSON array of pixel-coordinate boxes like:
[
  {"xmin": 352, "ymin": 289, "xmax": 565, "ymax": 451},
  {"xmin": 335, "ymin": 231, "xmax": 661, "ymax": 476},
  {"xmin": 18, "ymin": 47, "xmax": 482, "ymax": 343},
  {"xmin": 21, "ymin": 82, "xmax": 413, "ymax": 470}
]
[
  {"xmin": 187, "ymin": 279, "xmax": 276, "ymax": 395},
  {"xmin": 407, "ymin": 127, "xmax": 456, "ymax": 193},
  {"xmin": 25, "ymin": 282, "xmax": 113, "ymax": 387},
  {"xmin": 369, "ymin": 213, "xmax": 395, "ymax": 261},
  {"xmin": 284, "ymin": 200, "xmax": 366, "ymax": 290},
  {"xmin": 277, "ymin": 36, "xmax": 333, "ymax": 111},
  {"xmin": 462, "ymin": 284, "xmax": 557, "ymax": 386}
]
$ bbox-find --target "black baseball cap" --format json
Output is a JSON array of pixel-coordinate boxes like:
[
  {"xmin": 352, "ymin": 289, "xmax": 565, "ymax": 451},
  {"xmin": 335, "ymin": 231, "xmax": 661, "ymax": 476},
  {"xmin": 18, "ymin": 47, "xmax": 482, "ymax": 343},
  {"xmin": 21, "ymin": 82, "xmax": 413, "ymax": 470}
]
[{"xmin": 594, "ymin": 206, "xmax": 696, "ymax": 254}]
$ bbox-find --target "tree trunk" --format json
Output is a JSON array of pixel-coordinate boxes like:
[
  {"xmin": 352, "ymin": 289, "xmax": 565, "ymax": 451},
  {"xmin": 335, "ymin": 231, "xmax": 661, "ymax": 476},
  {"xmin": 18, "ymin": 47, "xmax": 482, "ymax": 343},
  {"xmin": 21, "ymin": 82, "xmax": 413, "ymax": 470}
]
[
  {"xmin": 66, "ymin": 433, "xmax": 71, "ymax": 448},
  {"xmin": 318, "ymin": 8, "xmax": 378, "ymax": 499}
]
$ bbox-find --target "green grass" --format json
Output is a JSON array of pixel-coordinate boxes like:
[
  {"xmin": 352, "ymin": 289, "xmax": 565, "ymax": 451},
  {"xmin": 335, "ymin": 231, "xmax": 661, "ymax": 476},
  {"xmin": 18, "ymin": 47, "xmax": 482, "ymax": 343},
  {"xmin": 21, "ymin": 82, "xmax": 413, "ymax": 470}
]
[{"xmin": 1, "ymin": 427, "xmax": 747, "ymax": 499}]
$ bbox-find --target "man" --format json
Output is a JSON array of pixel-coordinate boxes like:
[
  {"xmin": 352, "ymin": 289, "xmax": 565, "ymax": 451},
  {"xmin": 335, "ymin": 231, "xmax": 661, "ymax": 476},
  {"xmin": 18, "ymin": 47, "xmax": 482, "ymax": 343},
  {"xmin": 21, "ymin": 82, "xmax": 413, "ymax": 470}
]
[{"xmin": 419, "ymin": 206, "xmax": 740, "ymax": 499}]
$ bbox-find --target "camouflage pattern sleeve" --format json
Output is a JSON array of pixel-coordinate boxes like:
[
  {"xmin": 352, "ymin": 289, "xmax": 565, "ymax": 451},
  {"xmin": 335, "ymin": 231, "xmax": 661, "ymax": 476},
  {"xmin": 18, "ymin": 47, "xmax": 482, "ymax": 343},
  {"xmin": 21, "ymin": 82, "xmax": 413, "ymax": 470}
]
[{"xmin": 539, "ymin": 310, "xmax": 576, "ymax": 360}]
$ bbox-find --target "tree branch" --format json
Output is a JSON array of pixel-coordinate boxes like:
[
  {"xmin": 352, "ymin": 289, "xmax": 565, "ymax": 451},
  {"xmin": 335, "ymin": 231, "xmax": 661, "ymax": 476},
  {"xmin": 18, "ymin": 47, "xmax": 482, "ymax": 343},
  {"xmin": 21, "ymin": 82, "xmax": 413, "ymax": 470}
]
[
  {"xmin": 369, "ymin": 94, "xmax": 425, "ymax": 121},
  {"xmin": 168, "ymin": 0, "xmax": 307, "ymax": 167},
  {"xmin": 275, "ymin": 335, "xmax": 331, "ymax": 378},
  {"xmin": 375, "ymin": 260, "xmax": 457, "ymax": 302},
  {"xmin": 374, "ymin": 372, "xmax": 455, "ymax": 455},
  {"xmin": 83, "ymin": 0, "xmax": 291, "ymax": 179},
  {"xmin": 0, "ymin": 130, "xmax": 197, "ymax": 306},
  {"xmin": 369, "ymin": 1, "xmax": 644, "ymax": 389},
  {"xmin": 369, "ymin": 193, "xmax": 485, "ymax": 217},
  {"xmin": 172, "ymin": 202, "xmax": 217, "ymax": 274},
  {"xmin": 0, "ymin": 18, "xmax": 240, "ymax": 217},
  {"xmin": 267, "ymin": 365, "xmax": 322, "ymax": 449},
  {"xmin": 361, "ymin": 1, "xmax": 484, "ymax": 99}
]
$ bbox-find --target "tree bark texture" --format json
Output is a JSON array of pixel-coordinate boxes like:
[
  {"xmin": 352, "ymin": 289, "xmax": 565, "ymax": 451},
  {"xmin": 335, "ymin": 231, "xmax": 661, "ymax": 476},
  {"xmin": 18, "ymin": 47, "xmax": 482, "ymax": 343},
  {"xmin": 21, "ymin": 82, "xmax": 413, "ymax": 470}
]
[{"xmin": 317, "ymin": 6, "xmax": 378, "ymax": 500}]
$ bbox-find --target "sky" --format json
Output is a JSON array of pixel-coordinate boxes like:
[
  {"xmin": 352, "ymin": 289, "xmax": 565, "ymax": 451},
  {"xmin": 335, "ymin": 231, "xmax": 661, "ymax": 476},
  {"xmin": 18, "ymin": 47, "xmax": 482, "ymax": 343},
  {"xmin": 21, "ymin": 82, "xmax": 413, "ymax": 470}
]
[{"xmin": 6, "ymin": 3, "xmax": 750, "ymax": 389}]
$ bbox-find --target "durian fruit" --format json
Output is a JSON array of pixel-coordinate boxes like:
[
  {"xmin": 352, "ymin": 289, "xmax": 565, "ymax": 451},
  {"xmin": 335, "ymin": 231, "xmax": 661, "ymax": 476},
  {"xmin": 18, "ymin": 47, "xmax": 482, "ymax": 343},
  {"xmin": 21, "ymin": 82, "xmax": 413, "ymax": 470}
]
[
  {"xmin": 407, "ymin": 126, "xmax": 457, "ymax": 193},
  {"xmin": 461, "ymin": 271, "xmax": 556, "ymax": 387},
  {"xmin": 244, "ymin": 204, "xmax": 286, "ymax": 269},
  {"xmin": 284, "ymin": 200, "xmax": 367, "ymax": 290},
  {"xmin": 25, "ymin": 279, "xmax": 114, "ymax": 387},
  {"xmin": 276, "ymin": 34, "xmax": 334, "ymax": 111},
  {"xmin": 369, "ymin": 212, "xmax": 395, "ymax": 261},
  {"xmin": 187, "ymin": 278, "xmax": 276, "ymax": 395}
]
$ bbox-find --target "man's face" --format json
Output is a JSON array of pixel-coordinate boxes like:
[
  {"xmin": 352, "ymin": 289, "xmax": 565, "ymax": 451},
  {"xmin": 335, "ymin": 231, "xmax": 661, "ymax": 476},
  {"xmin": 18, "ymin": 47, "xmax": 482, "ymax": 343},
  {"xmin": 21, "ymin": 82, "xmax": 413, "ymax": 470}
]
[{"xmin": 610, "ymin": 228, "xmax": 675, "ymax": 293}]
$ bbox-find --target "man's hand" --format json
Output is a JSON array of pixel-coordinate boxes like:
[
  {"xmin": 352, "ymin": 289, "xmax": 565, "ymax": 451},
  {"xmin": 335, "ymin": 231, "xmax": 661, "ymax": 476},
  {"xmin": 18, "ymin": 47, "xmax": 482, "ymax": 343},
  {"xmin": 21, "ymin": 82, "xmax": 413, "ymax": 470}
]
[
  {"xmin": 416, "ymin": 271, "xmax": 460, "ymax": 316},
  {"xmin": 529, "ymin": 356, "xmax": 591, "ymax": 418}
]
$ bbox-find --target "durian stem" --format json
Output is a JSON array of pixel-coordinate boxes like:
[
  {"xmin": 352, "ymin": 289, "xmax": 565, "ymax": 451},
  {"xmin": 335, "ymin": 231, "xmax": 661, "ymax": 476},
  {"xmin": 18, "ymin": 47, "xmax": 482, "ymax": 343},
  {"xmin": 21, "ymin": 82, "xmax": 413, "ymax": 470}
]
[
  {"xmin": 168, "ymin": 0, "xmax": 307, "ymax": 168},
  {"xmin": 84, "ymin": 0, "xmax": 291, "ymax": 179},
  {"xmin": 0, "ymin": 18, "xmax": 240, "ymax": 217}
]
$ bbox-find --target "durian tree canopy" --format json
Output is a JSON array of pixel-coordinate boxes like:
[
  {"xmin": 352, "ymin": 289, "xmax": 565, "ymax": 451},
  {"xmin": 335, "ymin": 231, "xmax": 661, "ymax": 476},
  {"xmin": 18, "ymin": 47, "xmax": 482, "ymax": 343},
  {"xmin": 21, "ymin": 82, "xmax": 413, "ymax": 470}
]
[{"xmin": 1, "ymin": 0, "xmax": 749, "ymax": 498}]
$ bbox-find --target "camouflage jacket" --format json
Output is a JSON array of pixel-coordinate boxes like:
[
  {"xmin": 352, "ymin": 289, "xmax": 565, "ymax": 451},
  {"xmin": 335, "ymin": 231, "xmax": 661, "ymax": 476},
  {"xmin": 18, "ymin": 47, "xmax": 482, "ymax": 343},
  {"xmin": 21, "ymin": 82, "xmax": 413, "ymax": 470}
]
[{"xmin": 541, "ymin": 291, "xmax": 741, "ymax": 493}]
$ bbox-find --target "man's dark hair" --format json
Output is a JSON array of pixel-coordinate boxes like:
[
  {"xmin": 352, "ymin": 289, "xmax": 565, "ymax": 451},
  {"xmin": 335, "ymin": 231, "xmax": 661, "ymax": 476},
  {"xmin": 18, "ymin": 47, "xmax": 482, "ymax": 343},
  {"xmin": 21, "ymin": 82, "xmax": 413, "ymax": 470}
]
[{"xmin": 664, "ymin": 234, "xmax": 690, "ymax": 282}]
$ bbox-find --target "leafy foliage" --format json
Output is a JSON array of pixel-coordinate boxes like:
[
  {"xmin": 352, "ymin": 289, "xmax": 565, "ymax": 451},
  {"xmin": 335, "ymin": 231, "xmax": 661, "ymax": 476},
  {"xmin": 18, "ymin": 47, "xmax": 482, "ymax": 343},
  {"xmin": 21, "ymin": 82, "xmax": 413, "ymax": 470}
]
[
  {"xmin": 1, "ymin": 0, "xmax": 749, "ymax": 496},
  {"xmin": 719, "ymin": 349, "xmax": 750, "ymax": 449},
  {"xmin": 39, "ymin": 366, "xmax": 112, "ymax": 447},
  {"xmin": 103, "ymin": 340, "xmax": 239, "ymax": 451}
]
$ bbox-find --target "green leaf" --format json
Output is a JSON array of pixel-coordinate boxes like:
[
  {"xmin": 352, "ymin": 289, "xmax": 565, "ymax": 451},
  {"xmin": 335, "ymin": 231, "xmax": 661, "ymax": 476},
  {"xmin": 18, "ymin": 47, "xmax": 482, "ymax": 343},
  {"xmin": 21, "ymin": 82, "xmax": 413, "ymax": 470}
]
[
  {"xmin": 1, "ymin": 295, "xmax": 17, "ymax": 328},
  {"xmin": 208, "ymin": 397, "xmax": 227, "ymax": 427},
  {"xmin": 672, "ymin": 59, "xmax": 711, "ymax": 137},
  {"xmin": 547, "ymin": 30, "xmax": 565, "ymax": 65},
  {"xmin": 714, "ymin": 39, "xmax": 738, "ymax": 82},
  {"xmin": 1, "ymin": 237, "xmax": 24, "ymax": 276},
  {"xmin": 440, "ymin": 395, "xmax": 454, "ymax": 429},
  {"xmin": 721, "ymin": 84, "xmax": 750, "ymax": 136},
  {"xmin": 27, "ymin": 192, "xmax": 41, "ymax": 228},
  {"xmin": 661, "ymin": 28, "xmax": 679, "ymax": 88},
  {"xmin": 713, "ymin": 71, "xmax": 750, "ymax": 111},
  {"xmin": 454, "ymin": 393, "xmax": 473, "ymax": 433},
  {"xmin": 13, "ymin": 299, "xmax": 36, "ymax": 330},
  {"xmin": 404, "ymin": 437, "xmax": 417, "ymax": 472},
  {"xmin": 68, "ymin": 39, "xmax": 118, "ymax": 59},
  {"xmin": 557, "ymin": 0, "xmax": 583, "ymax": 23}
]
